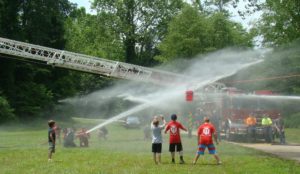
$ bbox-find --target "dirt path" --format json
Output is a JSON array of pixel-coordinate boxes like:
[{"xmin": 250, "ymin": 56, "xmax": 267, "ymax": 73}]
[{"xmin": 232, "ymin": 142, "xmax": 300, "ymax": 162}]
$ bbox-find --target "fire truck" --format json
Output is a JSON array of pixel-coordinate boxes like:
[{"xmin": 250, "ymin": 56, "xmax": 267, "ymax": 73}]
[{"xmin": 192, "ymin": 83, "xmax": 280, "ymax": 142}]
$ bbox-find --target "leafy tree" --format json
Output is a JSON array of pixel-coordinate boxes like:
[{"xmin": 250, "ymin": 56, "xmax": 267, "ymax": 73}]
[
  {"xmin": 0, "ymin": 0, "xmax": 21, "ymax": 39},
  {"xmin": 256, "ymin": 0, "xmax": 300, "ymax": 46},
  {"xmin": 155, "ymin": 6, "xmax": 211, "ymax": 62},
  {"xmin": 64, "ymin": 8, "xmax": 124, "ymax": 61},
  {"xmin": 0, "ymin": 94, "xmax": 16, "ymax": 123},
  {"xmin": 0, "ymin": 0, "xmax": 21, "ymax": 113},
  {"xmin": 20, "ymin": 0, "xmax": 73, "ymax": 48},
  {"xmin": 155, "ymin": 5, "xmax": 253, "ymax": 63},
  {"xmin": 0, "ymin": 0, "xmax": 78, "ymax": 121},
  {"xmin": 210, "ymin": 13, "xmax": 252, "ymax": 49},
  {"xmin": 92, "ymin": 0, "xmax": 184, "ymax": 65}
]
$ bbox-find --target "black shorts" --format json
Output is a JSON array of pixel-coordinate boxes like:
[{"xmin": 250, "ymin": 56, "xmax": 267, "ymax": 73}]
[
  {"xmin": 169, "ymin": 143, "xmax": 183, "ymax": 152},
  {"xmin": 152, "ymin": 143, "xmax": 162, "ymax": 153}
]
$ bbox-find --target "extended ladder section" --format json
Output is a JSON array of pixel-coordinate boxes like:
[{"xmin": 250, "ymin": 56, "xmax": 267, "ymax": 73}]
[{"xmin": 0, "ymin": 37, "xmax": 186, "ymax": 86}]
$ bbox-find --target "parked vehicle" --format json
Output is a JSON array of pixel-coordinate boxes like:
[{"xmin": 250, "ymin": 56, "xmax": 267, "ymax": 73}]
[{"xmin": 123, "ymin": 116, "xmax": 141, "ymax": 128}]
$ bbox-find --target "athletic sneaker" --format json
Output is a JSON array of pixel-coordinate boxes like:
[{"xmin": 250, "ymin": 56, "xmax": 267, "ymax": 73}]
[
  {"xmin": 180, "ymin": 160, "xmax": 185, "ymax": 164},
  {"xmin": 217, "ymin": 161, "xmax": 222, "ymax": 165},
  {"xmin": 171, "ymin": 159, "xmax": 175, "ymax": 164}
]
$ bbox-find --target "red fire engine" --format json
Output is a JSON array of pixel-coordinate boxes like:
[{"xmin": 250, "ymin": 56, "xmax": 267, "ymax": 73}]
[{"xmin": 190, "ymin": 83, "xmax": 280, "ymax": 142}]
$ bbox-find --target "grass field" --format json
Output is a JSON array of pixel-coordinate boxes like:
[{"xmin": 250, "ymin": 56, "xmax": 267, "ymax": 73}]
[
  {"xmin": 0, "ymin": 118, "xmax": 299, "ymax": 174},
  {"xmin": 285, "ymin": 128, "xmax": 300, "ymax": 144}
]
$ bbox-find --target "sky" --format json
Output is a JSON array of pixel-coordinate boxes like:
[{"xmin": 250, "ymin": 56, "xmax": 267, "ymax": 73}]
[{"xmin": 70, "ymin": 0, "xmax": 95, "ymax": 14}]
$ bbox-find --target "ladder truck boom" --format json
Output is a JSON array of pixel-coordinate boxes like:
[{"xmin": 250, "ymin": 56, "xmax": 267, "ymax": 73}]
[{"xmin": 0, "ymin": 37, "xmax": 186, "ymax": 85}]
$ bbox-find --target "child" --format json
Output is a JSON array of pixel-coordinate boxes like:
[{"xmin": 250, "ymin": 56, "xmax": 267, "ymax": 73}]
[
  {"xmin": 77, "ymin": 128, "xmax": 90, "ymax": 147},
  {"xmin": 151, "ymin": 115, "xmax": 166, "ymax": 164},
  {"xmin": 193, "ymin": 117, "xmax": 221, "ymax": 165},
  {"xmin": 48, "ymin": 120, "xmax": 56, "ymax": 162},
  {"xmin": 165, "ymin": 114, "xmax": 187, "ymax": 164}
]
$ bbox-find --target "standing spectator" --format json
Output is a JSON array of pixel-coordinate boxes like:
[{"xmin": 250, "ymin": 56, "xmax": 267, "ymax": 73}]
[
  {"xmin": 262, "ymin": 114, "xmax": 273, "ymax": 143},
  {"xmin": 165, "ymin": 114, "xmax": 187, "ymax": 164},
  {"xmin": 151, "ymin": 115, "xmax": 166, "ymax": 164},
  {"xmin": 193, "ymin": 117, "xmax": 221, "ymax": 165},
  {"xmin": 48, "ymin": 120, "xmax": 56, "ymax": 162},
  {"xmin": 245, "ymin": 114, "xmax": 257, "ymax": 142},
  {"xmin": 274, "ymin": 115, "xmax": 285, "ymax": 144}
]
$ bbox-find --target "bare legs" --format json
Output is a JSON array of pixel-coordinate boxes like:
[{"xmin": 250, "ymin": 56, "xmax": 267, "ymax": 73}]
[
  {"xmin": 193, "ymin": 153, "xmax": 221, "ymax": 165},
  {"xmin": 153, "ymin": 153, "xmax": 162, "ymax": 164}
]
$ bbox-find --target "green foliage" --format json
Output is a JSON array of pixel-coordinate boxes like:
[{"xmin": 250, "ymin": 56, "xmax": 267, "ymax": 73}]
[
  {"xmin": 0, "ymin": 0, "xmax": 21, "ymax": 39},
  {"xmin": 285, "ymin": 128, "xmax": 300, "ymax": 143},
  {"xmin": 0, "ymin": 0, "xmax": 77, "ymax": 122},
  {"xmin": 155, "ymin": 6, "xmax": 211, "ymax": 62},
  {"xmin": 0, "ymin": 94, "xmax": 15, "ymax": 123},
  {"xmin": 231, "ymin": 40, "xmax": 300, "ymax": 95},
  {"xmin": 156, "ymin": 5, "xmax": 253, "ymax": 63},
  {"xmin": 14, "ymin": 82, "xmax": 53, "ymax": 119},
  {"xmin": 285, "ymin": 113, "xmax": 300, "ymax": 128},
  {"xmin": 65, "ymin": 8, "xmax": 124, "ymax": 61},
  {"xmin": 20, "ymin": 0, "xmax": 73, "ymax": 48},
  {"xmin": 257, "ymin": 0, "xmax": 300, "ymax": 46},
  {"xmin": 92, "ymin": 0, "xmax": 184, "ymax": 65}
]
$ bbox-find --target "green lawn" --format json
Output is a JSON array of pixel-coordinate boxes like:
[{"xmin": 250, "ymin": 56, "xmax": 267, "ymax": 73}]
[
  {"xmin": 0, "ymin": 119, "xmax": 299, "ymax": 174},
  {"xmin": 285, "ymin": 128, "xmax": 300, "ymax": 144}
]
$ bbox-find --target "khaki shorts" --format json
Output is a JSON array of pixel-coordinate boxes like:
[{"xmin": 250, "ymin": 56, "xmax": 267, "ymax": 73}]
[{"xmin": 49, "ymin": 142, "xmax": 55, "ymax": 153}]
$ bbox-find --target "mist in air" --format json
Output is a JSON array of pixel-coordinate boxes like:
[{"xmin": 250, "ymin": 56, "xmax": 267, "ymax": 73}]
[{"xmin": 59, "ymin": 47, "xmax": 274, "ymax": 133}]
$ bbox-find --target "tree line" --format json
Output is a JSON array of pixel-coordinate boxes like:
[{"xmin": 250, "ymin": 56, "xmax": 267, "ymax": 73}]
[{"xmin": 0, "ymin": 0, "xmax": 299, "ymax": 123}]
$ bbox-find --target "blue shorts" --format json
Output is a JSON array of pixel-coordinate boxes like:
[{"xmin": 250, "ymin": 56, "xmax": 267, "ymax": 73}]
[{"xmin": 197, "ymin": 144, "xmax": 216, "ymax": 155}]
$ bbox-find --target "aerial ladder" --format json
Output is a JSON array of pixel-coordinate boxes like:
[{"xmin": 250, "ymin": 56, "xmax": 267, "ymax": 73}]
[{"xmin": 0, "ymin": 37, "xmax": 187, "ymax": 86}]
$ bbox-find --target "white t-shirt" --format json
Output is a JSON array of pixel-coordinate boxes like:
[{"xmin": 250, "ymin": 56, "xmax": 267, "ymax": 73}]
[{"xmin": 151, "ymin": 123, "xmax": 165, "ymax": 144}]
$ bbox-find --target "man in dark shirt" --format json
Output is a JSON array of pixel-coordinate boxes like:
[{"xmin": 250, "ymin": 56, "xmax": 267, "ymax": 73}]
[
  {"xmin": 48, "ymin": 120, "xmax": 56, "ymax": 162},
  {"xmin": 275, "ymin": 115, "xmax": 285, "ymax": 144}
]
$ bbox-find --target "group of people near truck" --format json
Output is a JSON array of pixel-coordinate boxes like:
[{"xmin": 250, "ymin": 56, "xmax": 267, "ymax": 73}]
[
  {"xmin": 151, "ymin": 114, "xmax": 221, "ymax": 165},
  {"xmin": 245, "ymin": 114, "xmax": 285, "ymax": 144}
]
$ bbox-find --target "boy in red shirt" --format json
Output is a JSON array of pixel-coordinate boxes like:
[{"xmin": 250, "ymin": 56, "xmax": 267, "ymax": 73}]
[
  {"xmin": 165, "ymin": 114, "xmax": 187, "ymax": 164},
  {"xmin": 193, "ymin": 117, "xmax": 221, "ymax": 165}
]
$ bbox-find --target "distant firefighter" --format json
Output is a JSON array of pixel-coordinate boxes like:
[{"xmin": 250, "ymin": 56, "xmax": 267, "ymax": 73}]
[
  {"xmin": 262, "ymin": 115, "xmax": 273, "ymax": 143},
  {"xmin": 245, "ymin": 114, "xmax": 257, "ymax": 142}
]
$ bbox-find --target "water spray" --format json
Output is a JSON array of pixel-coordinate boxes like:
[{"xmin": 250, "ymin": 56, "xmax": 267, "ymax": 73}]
[{"xmin": 86, "ymin": 57, "xmax": 265, "ymax": 133}]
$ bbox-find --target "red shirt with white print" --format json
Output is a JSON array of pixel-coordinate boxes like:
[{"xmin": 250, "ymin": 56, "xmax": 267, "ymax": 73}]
[
  {"xmin": 165, "ymin": 121, "xmax": 186, "ymax": 144},
  {"xmin": 198, "ymin": 123, "xmax": 215, "ymax": 144}
]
